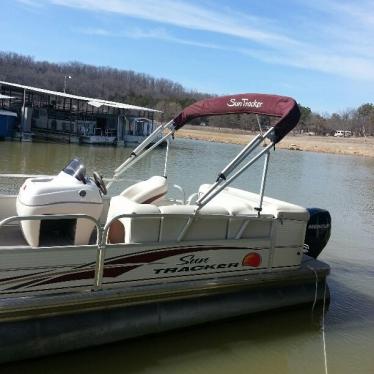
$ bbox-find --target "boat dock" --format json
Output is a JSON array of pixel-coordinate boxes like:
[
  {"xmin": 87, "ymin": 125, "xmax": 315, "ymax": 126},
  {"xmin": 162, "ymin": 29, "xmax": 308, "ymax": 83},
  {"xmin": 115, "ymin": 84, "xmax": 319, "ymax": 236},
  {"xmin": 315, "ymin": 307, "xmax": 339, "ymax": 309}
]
[{"xmin": 0, "ymin": 81, "xmax": 160, "ymax": 145}]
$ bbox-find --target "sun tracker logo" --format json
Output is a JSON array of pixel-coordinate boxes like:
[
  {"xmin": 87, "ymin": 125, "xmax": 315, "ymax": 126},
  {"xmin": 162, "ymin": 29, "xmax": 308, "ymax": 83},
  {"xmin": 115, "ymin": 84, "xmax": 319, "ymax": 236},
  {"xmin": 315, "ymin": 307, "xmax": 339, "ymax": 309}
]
[
  {"xmin": 153, "ymin": 254, "xmax": 239, "ymax": 274},
  {"xmin": 227, "ymin": 98, "xmax": 263, "ymax": 108}
]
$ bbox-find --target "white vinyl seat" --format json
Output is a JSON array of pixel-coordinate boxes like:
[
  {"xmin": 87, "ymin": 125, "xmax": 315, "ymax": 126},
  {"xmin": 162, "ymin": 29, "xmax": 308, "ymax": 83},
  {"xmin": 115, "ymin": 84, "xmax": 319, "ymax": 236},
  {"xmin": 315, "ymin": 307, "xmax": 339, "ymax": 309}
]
[
  {"xmin": 198, "ymin": 185, "xmax": 258, "ymax": 239},
  {"xmin": 106, "ymin": 195, "xmax": 160, "ymax": 244},
  {"xmin": 158, "ymin": 205, "xmax": 195, "ymax": 242},
  {"xmin": 120, "ymin": 176, "xmax": 168, "ymax": 204},
  {"xmin": 198, "ymin": 184, "xmax": 309, "ymax": 221},
  {"xmin": 198, "ymin": 183, "xmax": 309, "ymax": 246},
  {"xmin": 206, "ymin": 197, "xmax": 255, "ymax": 239},
  {"xmin": 158, "ymin": 204, "xmax": 229, "ymax": 242}
]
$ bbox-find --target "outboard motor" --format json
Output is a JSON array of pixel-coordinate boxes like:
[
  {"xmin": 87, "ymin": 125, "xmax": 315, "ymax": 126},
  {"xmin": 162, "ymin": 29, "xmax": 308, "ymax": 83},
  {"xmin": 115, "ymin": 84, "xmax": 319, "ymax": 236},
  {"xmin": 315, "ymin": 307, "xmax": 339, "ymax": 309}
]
[{"xmin": 304, "ymin": 208, "xmax": 331, "ymax": 259}]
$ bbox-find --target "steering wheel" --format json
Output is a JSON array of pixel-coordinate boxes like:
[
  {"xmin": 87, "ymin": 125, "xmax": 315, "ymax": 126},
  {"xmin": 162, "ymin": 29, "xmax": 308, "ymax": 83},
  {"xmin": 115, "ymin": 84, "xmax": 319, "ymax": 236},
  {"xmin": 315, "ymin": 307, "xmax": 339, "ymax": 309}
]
[{"xmin": 93, "ymin": 172, "xmax": 107, "ymax": 195}]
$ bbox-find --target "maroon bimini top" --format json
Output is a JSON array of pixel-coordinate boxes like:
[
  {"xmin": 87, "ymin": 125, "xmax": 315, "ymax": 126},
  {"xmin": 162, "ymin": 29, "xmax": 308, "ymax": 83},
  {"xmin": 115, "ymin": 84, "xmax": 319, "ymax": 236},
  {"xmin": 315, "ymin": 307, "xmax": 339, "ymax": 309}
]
[{"xmin": 172, "ymin": 93, "xmax": 300, "ymax": 144}]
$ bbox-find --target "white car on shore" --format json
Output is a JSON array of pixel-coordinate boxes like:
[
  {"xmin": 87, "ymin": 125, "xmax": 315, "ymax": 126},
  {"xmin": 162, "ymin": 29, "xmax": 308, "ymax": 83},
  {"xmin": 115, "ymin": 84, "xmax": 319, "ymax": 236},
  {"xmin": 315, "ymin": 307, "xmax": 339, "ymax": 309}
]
[{"xmin": 334, "ymin": 130, "xmax": 352, "ymax": 137}]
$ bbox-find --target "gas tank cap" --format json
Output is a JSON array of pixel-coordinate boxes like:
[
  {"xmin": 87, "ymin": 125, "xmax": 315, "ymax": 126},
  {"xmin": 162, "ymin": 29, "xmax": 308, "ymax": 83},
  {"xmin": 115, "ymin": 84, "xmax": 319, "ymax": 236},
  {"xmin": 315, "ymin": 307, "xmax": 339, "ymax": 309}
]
[{"xmin": 79, "ymin": 190, "xmax": 87, "ymax": 197}]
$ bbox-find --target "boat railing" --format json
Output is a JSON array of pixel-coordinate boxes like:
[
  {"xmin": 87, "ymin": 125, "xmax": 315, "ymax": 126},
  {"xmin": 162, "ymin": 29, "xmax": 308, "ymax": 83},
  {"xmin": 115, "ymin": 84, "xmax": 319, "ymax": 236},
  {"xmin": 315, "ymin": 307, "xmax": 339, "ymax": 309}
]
[
  {"xmin": 0, "ymin": 211, "xmax": 275, "ymax": 292},
  {"xmin": 99, "ymin": 211, "xmax": 274, "ymax": 288},
  {"xmin": 0, "ymin": 214, "xmax": 103, "ymax": 245},
  {"xmin": 0, "ymin": 210, "xmax": 272, "ymax": 247},
  {"xmin": 0, "ymin": 174, "xmax": 55, "ymax": 193},
  {"xmin": 0, "ymin": 214, "xmax": 103, "ymax": 293},
  {"xmin": 0, "ymin": 174, "xmax": 53, "ymax": 179},
  {"xmin": 0, "ymin": 173, "xmax": 144, "ymax": 186},
  {"xmin": 103, "ymin": 212, "xmax": 272, "ymax": 243}
]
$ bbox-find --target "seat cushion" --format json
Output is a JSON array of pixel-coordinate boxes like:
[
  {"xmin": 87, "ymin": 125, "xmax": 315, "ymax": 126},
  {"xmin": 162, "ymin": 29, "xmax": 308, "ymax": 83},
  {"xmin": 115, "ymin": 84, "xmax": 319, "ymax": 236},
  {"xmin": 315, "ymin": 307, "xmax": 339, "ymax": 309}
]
[
  {"xmin": 120, "ymin": 176, "xmax": 167, "ymax": 204},
  {"xmin": 199, "ymin": 184, "xmax": 309, "ymax": 221},
  {"xmin": 107, "ymin": 195, "xmax": 161, "ymax": 243},
  {"xmin": 158, "ymin": 205, "xmax": 196, "ymax": 242},
  {"xmin": 158, "ymin": 204, "xmax": 229, "ymax": 242}
]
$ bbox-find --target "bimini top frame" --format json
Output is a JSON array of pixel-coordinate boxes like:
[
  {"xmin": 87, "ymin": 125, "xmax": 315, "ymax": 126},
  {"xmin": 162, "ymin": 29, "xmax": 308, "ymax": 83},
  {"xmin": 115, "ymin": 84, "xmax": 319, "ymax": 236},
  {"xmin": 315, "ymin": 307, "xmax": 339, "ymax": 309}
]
[{"xmin": 108, "ymin": 93, "xmax": 300, "ymax": 212}]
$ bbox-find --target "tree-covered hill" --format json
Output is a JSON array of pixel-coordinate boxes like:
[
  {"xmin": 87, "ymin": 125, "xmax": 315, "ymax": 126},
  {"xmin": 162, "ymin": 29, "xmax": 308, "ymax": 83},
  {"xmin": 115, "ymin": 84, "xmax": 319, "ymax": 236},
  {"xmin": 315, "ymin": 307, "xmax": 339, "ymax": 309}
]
[
  {"xmin": 0, "ymin": 52, "xmax": 373, "ymax": 135},
  {"xmin": 0, "ymin": 51, "xmax": 205, "ymax": 122}
]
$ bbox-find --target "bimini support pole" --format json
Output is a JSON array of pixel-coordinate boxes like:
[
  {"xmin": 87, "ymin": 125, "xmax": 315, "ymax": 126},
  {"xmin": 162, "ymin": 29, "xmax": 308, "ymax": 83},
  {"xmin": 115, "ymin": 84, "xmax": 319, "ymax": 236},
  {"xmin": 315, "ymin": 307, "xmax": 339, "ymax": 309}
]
[
  {"xmin": 255, "ymin": 150, "xmax": 270, "ymax": 216},
  {"xmin": 113, "ymin": 119, "xmax": 174, "ymax": 174},
  {"xmin": 198, "ymin": 132, "xmax": 272, "ymax": 207},
  {"xmin": 197, "ymin": 142, "xmax": 274, "ymax": 210},
  {"xmin": 218, "ymin": 134, "xmax": 262, "ymax": 180},
  {"xmin": 163, "ymin": 137, "xmax": 171, "ymax": 178},
  {"xmin": 131, "ymin": 119, "xmax": 173, "ymax": 156},
  {"xmin": 107, "ymin": 121, "xmax": 175, "ymax": 188},
  {"xmin": 196, "ymin": 127, "xmax": 275, "ymax": 208},
  {"xmin": 107, "ymin": 130, "xmax": 174, "ymax": 188},
  {"xmin": 219, "ymin": 126, "xmax": 274, "ymax": 180}
]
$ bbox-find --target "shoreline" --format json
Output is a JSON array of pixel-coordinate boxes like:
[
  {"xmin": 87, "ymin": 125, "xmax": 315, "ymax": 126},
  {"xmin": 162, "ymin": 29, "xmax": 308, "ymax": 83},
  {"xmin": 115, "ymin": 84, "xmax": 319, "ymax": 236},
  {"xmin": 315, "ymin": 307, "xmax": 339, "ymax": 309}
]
[{"xmin": 177, "ymin": 127, "xmax": 374, "ymax": 158}]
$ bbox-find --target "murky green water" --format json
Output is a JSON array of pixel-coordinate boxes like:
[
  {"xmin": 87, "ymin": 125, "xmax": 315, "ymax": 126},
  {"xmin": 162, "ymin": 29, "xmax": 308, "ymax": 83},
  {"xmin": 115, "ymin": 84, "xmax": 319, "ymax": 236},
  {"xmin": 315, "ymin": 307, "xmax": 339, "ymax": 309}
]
[{"xmin": 0, "ymin": 139, "xmax": 373, "ymax": 373}]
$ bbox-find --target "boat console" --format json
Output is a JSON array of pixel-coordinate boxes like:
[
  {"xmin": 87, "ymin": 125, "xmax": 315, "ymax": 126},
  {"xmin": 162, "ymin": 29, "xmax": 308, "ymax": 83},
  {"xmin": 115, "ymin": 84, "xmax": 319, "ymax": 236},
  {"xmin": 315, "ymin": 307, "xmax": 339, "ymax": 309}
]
[{"xmin": 16, "ymin": 159, "xmax": 104, "ymax": 247}]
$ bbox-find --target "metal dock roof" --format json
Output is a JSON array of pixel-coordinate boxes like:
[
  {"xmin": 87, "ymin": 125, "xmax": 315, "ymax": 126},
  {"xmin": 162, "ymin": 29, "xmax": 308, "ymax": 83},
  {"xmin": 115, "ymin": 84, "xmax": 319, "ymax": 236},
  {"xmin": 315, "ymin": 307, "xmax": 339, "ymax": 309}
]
[{"xmin": 0, "ymin": 81, "xmax": 160, "ymax": 113}]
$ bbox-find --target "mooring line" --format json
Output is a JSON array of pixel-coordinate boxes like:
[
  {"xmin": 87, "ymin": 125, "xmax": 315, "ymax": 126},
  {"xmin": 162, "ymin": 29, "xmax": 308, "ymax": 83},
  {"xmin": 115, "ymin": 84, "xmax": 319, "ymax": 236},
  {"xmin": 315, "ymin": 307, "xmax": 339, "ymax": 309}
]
[
  {"xmin": 321, "ymin": 280, "xmax": 329, "ymax": 374},
  {"xmin": 308, "ymin": 265, "xmax": 319, "ymax": 316},
  {"xmin": 308, "ymin": 265, "xmax": 329, "ymax": 374}
]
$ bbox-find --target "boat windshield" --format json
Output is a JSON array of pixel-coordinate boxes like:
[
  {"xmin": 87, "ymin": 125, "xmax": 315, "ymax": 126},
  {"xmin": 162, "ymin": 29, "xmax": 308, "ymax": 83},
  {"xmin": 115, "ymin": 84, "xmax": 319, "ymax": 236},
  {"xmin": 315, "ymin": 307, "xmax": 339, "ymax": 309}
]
[{"xmin": 62, "ymin": 158, "xmax": 86, "ymax": 182}]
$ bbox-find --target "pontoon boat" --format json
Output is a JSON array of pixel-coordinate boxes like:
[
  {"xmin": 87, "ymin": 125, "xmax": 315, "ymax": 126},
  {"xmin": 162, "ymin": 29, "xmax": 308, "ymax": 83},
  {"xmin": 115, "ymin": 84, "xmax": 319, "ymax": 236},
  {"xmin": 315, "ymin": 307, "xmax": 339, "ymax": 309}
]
[{"xmin": 0, "ymin": 93, "xmax": 331, "ymax": 363}]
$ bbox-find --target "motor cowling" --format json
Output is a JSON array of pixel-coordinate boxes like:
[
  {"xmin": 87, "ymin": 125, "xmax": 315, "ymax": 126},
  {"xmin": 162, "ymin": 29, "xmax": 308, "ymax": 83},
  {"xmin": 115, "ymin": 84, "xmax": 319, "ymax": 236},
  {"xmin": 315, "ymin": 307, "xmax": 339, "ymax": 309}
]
[{"xmin": 304, "ymin": 208, "xmax": 331, "ymax": 259}]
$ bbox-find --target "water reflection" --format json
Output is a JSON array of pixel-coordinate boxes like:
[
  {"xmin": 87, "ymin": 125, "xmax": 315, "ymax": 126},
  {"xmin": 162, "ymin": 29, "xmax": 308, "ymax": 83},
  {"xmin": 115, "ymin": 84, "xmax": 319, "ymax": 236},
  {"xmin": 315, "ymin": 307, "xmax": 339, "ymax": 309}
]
[{"xmin": 2, "ymin": 307, "xmax": 327, "ymax": 374}]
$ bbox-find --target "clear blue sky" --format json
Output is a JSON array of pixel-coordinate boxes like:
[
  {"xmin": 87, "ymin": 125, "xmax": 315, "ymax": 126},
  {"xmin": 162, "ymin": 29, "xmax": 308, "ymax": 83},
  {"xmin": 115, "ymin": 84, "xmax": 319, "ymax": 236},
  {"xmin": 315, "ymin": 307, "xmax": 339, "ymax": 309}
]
[{"xmin": 0, "ymin": 0, "xmax": 373, "ymax": 114}]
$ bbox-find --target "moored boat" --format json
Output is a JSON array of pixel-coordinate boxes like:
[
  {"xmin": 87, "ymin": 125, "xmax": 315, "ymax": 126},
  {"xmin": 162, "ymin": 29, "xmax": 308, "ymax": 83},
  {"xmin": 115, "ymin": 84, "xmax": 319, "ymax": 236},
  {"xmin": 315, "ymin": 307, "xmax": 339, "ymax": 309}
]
[
  {"xmin": 121, "ymin": 117, "xmax": 166, "ymax": 147},
  {"xmin": 0, "ymin": 93, "xmax": 331, "ymax": 363},
  {"xmin": 79, "ymin": 127, "xmax": 117, "ymax": 145}
]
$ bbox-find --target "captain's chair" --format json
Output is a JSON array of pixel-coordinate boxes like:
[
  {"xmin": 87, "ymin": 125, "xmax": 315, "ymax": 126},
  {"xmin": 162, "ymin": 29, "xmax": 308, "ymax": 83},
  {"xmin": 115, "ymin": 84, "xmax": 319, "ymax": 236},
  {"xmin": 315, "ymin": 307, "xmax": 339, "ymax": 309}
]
[
  {"xmin": 106, "ymin": 176, "xmax": 167, "ymax": 244},
  {"xmin": 120, "ymin": 176, "xmax": 168, "ymax": 204}
]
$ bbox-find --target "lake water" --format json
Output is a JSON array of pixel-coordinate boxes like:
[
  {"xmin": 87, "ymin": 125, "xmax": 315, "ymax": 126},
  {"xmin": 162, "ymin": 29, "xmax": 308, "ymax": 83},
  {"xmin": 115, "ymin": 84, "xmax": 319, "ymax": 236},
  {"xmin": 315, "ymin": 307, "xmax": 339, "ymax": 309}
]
[{"xmin": 0, "ymin": 139, "xmax": 373, "ymax": 374}]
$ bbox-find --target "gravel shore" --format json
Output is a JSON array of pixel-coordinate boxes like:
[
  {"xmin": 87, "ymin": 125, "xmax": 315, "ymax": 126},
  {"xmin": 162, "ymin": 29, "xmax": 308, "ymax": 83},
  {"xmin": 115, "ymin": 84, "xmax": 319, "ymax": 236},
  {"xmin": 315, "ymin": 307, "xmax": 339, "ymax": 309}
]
[{"xmin": 177, "ymin": 127, "xmax": 374, "ymax": 157}]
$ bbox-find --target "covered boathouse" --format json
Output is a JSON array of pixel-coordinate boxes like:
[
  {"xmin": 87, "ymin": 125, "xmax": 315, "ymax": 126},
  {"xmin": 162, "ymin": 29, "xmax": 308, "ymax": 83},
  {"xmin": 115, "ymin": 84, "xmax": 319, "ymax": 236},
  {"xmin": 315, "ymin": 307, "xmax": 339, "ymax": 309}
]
[{"xmin": 0, "ymin": 81, "xmax": 160, "ymax": 145}]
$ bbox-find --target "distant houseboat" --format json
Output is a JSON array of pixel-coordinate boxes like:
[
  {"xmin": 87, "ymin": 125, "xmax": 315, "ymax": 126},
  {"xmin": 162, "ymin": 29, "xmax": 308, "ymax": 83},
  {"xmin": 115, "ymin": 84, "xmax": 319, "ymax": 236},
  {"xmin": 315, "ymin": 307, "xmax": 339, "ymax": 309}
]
[
  {"xmin": 79, "ymin": 123, "xmax": 117, "ymax": 145},
  {"xmin": 0, "ymin": 81, "xmax": 160, "ymax": 145},
  {"xmin": 121, "ymin": 117, "xmax": 165, "ymax": 147}
]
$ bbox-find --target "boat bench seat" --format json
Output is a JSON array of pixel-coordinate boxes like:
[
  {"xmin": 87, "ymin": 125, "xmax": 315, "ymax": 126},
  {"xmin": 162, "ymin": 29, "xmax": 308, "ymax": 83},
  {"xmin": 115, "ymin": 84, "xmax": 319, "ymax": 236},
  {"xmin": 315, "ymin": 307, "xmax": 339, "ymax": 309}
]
[
  {"xmin": 158, "ymin": 204, "xmax": 229, "ymax": 242},
  {"xmin": 107, "ymin": 183, "xmax": 309, "ymax": 244},
  {"xmin": 200, "ymin": 191, "xmax": 276, "ymax": 239},
  {"xmin": 198, "ymin": 184, "xmax": 309, "ymax": 248},
  {"xmin": 199, "ymin": 184, "xmax": 309, "ymax": 221},
  {"xmin": 106, "ymin": 196, "xmax": 230, "ymax": 244},
  {"xmin": 107, "ymin": 195, "xmax": 161, "ymax": 244}
]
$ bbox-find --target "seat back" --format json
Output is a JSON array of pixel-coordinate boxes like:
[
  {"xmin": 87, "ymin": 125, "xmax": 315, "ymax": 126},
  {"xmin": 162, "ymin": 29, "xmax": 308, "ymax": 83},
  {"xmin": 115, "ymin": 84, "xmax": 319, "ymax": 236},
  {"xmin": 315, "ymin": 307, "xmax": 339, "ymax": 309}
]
[
  {"xmin": 158, "ymin": 205, "xmax": 195, "ymax": 242},
  {"xmin": 187, "ymin": 204, "xmax": 229, "ymax": 241},
  {"xmin": 158, "ymin": 204, "xmax": 229, "ymax": 242},
  {"xmin": 198, "ymin": 185, "xmax": 258, "ymax": 239},
  {"xmin": 121, "ymin": 176, "xmax": 167, "ymax": 204},
  {"xmin": 107, "ymin": 195, "xmax": 161, "ymax": 244}
]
